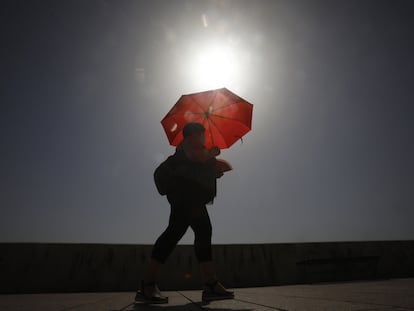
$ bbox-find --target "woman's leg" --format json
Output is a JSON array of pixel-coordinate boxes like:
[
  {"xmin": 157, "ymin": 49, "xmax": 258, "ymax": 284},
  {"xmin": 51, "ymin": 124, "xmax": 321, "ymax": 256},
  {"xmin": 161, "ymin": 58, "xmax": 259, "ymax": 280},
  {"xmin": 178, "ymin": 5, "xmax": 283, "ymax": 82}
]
[
  {"xmin": 190, "ymin": 206, "xmax": 216, "ymax": 282},
  {"xmin": 151, "ymin": 207, "xmax": 190, "ymax": 266},
  {"xmin": 143, "ymin": 207, "xmax": 190, "ymax": 298},
  {"xmin": 190, "ymin": 206, "xmax": 213, "ymax": 265},
  {"xmin": 190, "ymin": 205, "xmax": 234, "ymax": 301},
  {"xmin": 143, "ymin": 258, "xmax": 162, "ymax": 285}
]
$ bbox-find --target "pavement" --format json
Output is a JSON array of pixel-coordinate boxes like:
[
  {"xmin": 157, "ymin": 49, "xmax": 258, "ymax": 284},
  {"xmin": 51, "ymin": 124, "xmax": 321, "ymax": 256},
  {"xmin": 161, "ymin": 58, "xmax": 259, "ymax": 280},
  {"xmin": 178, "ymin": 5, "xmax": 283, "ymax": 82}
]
[{"xmin": 1, "ymin": 278, "xmax": 413, "ymax": 311}]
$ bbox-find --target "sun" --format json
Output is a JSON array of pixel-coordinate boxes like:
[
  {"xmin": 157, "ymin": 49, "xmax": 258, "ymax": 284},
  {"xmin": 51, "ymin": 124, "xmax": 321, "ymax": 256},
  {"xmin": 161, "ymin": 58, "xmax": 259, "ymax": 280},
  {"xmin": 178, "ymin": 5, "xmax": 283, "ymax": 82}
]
[{"xmin": 189, "ymin": 43, "xmax": 241, "ymax": 90}]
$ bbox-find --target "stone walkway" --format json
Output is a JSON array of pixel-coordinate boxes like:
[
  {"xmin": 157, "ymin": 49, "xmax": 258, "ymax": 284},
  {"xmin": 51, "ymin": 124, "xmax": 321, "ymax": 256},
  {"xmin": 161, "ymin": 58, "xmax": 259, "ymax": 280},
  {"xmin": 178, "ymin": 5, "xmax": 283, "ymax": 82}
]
[{"xmin": 1, "ymin": 278, "xmax": 413, "ymax": 310}]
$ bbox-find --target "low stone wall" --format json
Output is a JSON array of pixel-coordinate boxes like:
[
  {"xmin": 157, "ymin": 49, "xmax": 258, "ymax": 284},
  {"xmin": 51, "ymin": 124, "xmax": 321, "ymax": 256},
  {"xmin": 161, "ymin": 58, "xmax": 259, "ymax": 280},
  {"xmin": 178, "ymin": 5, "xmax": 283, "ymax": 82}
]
[{"xmin": 1, "ymin": 241, "xmax": 413, "ymax": 293}]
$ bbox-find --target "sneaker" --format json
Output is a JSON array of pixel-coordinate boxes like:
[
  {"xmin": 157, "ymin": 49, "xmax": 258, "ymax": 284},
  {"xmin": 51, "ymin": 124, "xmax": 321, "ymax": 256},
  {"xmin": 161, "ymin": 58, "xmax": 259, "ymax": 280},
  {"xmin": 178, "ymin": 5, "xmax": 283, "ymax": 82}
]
[
  {"xmin": 135, "ymin": 281, "xmax": 168, "ymax": 304},
  {"xmin": 202, "ymin": 280, "xmax": 234, "ymax": 302}
]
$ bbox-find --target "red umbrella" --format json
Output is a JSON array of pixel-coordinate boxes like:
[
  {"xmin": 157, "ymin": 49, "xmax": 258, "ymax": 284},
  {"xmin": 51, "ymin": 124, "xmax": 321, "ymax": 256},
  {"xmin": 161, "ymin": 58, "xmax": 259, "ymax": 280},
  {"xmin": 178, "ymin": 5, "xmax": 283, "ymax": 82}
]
[{"xmin": 161, "ymin": 88, "xmax": 253, "ymax": 149}]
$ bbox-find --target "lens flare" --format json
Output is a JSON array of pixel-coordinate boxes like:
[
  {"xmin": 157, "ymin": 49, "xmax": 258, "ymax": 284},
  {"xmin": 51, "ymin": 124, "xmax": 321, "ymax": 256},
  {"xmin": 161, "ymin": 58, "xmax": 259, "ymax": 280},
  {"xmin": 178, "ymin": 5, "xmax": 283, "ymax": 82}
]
[{"xmin": 170, "ymin": 123, "xmax": 178, "ymax": 132}]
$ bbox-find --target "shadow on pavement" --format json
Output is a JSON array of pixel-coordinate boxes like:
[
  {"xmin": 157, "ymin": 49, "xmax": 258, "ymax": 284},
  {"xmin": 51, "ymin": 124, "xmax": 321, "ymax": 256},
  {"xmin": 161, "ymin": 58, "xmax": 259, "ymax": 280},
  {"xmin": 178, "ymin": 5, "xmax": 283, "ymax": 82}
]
[
  {"xmin": 123, "ymin": 302, "xmax": 253, "ymax": 311},
  {"xmin": 202, "ymin": 308, "xmax": 254, "ymax": 311}
]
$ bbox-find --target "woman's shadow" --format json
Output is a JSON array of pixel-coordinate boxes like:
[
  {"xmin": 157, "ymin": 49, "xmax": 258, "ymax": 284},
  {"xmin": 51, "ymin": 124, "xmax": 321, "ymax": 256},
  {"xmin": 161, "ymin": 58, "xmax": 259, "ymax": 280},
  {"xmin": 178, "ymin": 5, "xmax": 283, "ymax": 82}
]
[{"xmin": 125, "ymin": 302, "xmax": 253, "ymax": 311}]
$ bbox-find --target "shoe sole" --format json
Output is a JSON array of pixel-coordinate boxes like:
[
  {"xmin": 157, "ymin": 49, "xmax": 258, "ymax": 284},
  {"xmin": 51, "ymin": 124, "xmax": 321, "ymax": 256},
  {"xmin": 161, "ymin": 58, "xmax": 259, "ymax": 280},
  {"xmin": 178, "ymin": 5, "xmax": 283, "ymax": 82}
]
[{"xmin": 135, "ymin": 291, "xmax": 169, "ymax": 304}]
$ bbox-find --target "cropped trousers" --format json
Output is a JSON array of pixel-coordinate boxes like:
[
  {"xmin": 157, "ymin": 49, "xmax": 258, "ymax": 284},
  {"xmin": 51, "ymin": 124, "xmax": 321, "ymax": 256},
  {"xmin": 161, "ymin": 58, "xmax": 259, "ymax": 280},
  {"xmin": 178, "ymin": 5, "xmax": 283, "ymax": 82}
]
[{"xmin": 151, "ymin": 202, "xmax": 213, "ymax": 264}]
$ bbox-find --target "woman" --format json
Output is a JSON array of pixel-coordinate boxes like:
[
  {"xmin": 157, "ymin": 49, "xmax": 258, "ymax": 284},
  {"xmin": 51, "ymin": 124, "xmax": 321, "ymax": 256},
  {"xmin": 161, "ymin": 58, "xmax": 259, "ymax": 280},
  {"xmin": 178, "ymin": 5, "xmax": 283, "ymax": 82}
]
[{"xmin": 135, "ymin": 122, "xmax": 234, "ymax": 304}]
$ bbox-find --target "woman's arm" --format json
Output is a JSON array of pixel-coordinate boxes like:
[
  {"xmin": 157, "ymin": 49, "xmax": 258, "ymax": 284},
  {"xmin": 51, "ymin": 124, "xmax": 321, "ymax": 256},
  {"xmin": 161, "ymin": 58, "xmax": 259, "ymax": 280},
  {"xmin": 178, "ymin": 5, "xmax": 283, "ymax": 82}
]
[{"xmin": 182, "ymin": 137, "xmax": 220, "ymax": 162}]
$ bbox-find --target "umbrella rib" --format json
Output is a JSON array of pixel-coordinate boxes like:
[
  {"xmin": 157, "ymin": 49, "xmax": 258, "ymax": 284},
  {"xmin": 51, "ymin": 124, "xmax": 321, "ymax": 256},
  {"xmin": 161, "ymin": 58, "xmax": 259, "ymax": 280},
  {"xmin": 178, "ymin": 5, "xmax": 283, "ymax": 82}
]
[
  {"xmin": 207, "ymin": 115, "xmax": 226, "ymax": 146},
  {"xmin": 206, "ymin": 118, "xmax": 214, "ymax": 146},
  {"xmin": 191, "ymin": 91, "xmax": 218, "ymax": 113},
  {"xmin": 211, "ymin": 100, "xmax": 249, "ymax": 113},
  {"xmin": 211, "ymin": 103, "xmax": 235, "ymax": 113},
  {"xmin": 209, "ymin": 90, "xmax": 219, "ymax": 109},
  {"xmin": 210, "ymin": 113, "xmax": 251, "ymax": 125},
  {"xmin": 168, "ymin": 111, "xmax": 204, "ymax": 117},
  {"xmin": 191, "ymin": 97, "xmax": 206, "ymax": 113}
]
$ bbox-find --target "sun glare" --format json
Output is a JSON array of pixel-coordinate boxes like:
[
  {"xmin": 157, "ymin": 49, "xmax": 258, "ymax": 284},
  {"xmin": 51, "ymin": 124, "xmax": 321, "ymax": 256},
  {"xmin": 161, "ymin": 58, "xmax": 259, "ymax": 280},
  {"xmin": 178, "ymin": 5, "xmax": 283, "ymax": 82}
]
[{"xmin": 190, "ymin": 44, "xmax": 240, "ymax": 90}]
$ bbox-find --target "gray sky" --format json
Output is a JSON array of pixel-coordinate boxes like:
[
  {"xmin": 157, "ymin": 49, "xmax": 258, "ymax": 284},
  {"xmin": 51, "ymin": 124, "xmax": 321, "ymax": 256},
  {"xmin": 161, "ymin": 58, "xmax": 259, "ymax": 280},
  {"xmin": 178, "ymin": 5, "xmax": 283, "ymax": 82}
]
[{"xmin": 1, "ymin": 0, "xmax": 414, "ymax": 244}]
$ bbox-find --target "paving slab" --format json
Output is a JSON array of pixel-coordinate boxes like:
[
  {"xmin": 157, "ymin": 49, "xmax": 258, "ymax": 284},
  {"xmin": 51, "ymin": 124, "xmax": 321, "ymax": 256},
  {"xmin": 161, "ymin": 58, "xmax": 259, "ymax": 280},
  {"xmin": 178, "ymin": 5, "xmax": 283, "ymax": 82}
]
[
  {"xmin": 234, "ymin": 278, "xmax": 414, "ymax": 311},
  {"xmin": 0, "ymin": 292, "xmax": 133, "ymax": 311},
  {"xmin": 177, "ymin": 290, "xmax": 275, "ymax": 311},
  {"xmin": 0, "ymin": 278, "xmax": 413, "ymax": 311},
  {"xmin": 127, "ymin": 291, "xmax": 199, "ymax": 311}
]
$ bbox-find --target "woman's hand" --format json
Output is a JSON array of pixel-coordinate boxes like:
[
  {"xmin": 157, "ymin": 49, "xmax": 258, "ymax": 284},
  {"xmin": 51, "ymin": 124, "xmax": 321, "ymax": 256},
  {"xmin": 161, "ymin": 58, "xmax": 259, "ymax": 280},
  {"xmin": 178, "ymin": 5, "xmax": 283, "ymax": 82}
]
[{"xmin": 210, "ymin": 146, "xmax": 221, "ymax": 157}]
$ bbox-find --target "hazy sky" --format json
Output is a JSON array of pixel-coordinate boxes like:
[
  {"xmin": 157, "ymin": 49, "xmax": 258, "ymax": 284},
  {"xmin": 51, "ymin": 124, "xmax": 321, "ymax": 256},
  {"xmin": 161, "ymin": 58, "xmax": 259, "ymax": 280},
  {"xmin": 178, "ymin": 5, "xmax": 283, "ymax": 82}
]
[{"xmin": 1, "ymin": 0, "xmax": 414, "ymax": 244}]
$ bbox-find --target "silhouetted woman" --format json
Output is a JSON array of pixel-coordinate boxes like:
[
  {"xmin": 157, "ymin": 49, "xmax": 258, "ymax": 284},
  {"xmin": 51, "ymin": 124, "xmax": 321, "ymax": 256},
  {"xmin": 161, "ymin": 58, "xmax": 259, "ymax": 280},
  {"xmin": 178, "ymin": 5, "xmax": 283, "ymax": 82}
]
[{"xmin": 135, "ymin": 122, "xmax": 234, "ymax": 304}]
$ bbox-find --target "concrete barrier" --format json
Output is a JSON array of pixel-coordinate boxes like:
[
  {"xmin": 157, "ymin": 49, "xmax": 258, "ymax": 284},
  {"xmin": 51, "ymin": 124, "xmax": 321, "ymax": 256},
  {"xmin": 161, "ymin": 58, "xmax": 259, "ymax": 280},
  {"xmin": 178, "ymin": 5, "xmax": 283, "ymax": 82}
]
[{"xmin": 1, "ymin": 241, "xmax": 413, "ymax": 293}]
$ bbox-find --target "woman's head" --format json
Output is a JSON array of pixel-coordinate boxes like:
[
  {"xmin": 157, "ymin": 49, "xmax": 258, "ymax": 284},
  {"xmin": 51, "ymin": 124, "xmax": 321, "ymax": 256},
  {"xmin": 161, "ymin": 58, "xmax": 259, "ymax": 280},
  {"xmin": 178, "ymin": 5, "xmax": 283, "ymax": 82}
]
[
  {"xmin": 183, "ymin": 122, "xmax": 205, "ymax": 137},
  {"xmin": 183, "ymin": 122, "xmax": 206, "ymax": 144}
]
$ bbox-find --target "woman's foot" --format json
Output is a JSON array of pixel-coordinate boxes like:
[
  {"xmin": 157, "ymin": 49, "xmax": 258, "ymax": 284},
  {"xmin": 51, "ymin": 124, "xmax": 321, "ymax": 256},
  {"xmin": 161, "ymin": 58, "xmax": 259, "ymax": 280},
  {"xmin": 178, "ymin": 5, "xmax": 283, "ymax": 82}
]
[
  {"xmin": 135, "ymin": 281, "xmax": 168, "ymax": 304},
  {"xmin": 202, "ymin": 280, "xmax": 234, "ymax": 302}
]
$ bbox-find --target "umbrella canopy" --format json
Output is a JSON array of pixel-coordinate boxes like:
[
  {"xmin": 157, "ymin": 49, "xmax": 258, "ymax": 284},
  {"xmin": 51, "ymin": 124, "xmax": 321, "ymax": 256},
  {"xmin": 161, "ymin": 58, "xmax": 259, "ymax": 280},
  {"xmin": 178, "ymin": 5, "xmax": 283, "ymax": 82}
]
[{"xmin": 161, "ymin": 88, "xmax": 253, "ymax": 149}]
